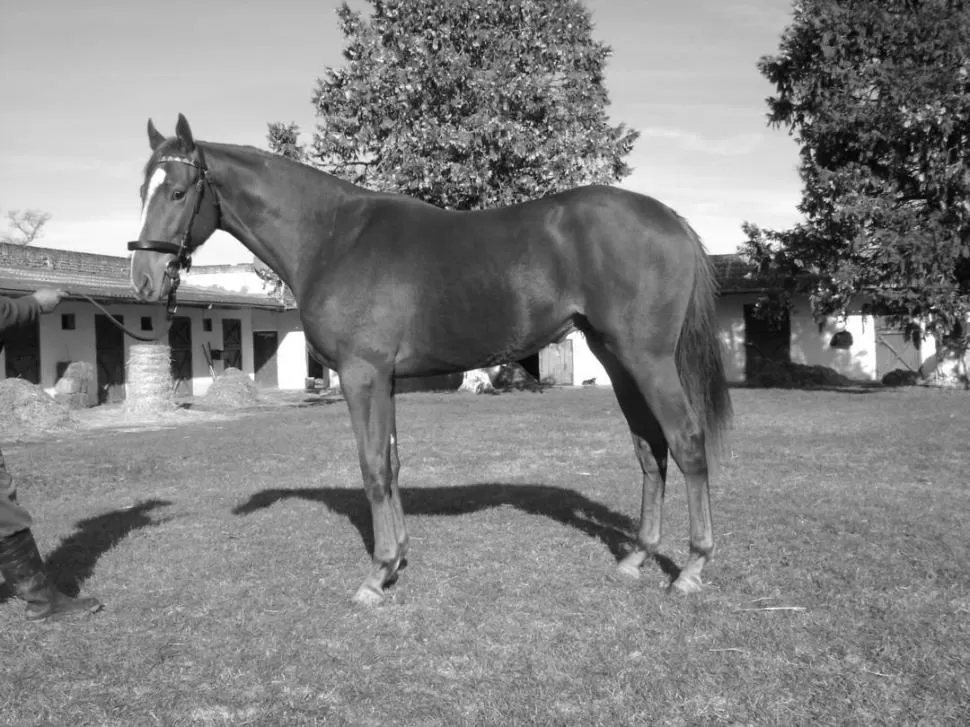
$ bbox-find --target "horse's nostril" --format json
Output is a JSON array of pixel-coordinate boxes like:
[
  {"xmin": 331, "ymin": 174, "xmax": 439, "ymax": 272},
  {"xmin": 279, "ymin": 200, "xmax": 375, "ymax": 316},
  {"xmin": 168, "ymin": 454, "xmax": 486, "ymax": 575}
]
[{"xmin": 136, "ymin": 273, "xmax": 153, "ymax": 299}]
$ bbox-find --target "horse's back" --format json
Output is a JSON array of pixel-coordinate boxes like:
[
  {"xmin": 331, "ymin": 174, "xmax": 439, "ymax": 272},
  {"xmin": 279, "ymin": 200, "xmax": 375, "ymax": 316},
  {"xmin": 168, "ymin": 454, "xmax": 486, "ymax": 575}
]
[{"xmin": 302, "ymin": 184, "xmax": 703, "ymax": 373}]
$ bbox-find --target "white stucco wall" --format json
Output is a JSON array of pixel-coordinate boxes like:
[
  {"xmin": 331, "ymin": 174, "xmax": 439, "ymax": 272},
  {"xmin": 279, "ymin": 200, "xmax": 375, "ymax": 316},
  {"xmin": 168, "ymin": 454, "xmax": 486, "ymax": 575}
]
[
  {"xmin": 560, "ymin": 294, "xmax": 883, "ymax": 387},
  {"xmin": 188, "ymin": 307, "xmax": 255, "ymax": 395},
  {"xmin": 790, "ymin": 306, "xmax": 878, "ymax": 381},
  {"xmin": 183, "ymin": 268, "xmax": 267, "ymax": 295},
  {"xmin": 0, "ymin": 301, "xmax": 268, "ymax": 397},
  {"xmin": 566, "ymin": 330, "xmax": 609, "ymax": 386},
  {"xmin": 4, "ymin": 301, "xmax": 172, "ymax": 396},
  {"xmin": 276, "ymin": 310, "xmax": 309, "ymax": 390}
]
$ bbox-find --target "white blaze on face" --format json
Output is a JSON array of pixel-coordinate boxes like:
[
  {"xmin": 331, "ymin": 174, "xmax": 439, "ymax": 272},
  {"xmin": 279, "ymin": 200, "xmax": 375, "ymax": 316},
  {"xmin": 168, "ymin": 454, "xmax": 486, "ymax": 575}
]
[
  {"xmin": 132, "ymin": 166, "xmax": 168, "ymax": 290},
  {"xmin": 138, "ymin": 167, "xmax": 168, "ymax": 237}
]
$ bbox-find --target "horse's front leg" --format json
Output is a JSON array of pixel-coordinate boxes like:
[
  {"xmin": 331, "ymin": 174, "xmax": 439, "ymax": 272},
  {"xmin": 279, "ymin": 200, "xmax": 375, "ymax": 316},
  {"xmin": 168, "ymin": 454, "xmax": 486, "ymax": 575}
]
[{"xmin": 340, "ymin": 359, "xmax": 408, "ymax": 605}]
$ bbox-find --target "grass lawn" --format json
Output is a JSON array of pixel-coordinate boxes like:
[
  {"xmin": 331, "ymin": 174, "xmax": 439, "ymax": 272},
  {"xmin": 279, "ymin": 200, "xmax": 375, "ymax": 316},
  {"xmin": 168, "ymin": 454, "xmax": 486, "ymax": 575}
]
[{"xmin": 1, "ymin": 386, "xmax": 968, "ymax": 725}]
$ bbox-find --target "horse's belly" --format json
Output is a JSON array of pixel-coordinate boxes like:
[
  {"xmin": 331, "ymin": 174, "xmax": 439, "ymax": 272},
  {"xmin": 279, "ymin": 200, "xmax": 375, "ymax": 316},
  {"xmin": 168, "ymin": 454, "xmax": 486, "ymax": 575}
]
[{"xmin": 394, "ymin": 296, "xmax": 572, "ymax": 375}]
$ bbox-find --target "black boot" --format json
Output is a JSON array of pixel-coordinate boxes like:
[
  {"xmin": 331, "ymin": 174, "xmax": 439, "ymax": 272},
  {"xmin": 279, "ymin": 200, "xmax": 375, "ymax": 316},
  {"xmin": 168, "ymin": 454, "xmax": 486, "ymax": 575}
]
[{"xmin": 0, "ymin": 529, "xmax": 101, "ymax": 621}]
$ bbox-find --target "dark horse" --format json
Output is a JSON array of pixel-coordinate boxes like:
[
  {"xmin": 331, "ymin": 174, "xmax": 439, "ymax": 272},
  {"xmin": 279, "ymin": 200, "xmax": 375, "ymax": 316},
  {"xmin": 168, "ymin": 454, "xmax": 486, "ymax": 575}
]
[{"xmin": 130, "ymin": 115, "xmax": 732, "ymax": 604}]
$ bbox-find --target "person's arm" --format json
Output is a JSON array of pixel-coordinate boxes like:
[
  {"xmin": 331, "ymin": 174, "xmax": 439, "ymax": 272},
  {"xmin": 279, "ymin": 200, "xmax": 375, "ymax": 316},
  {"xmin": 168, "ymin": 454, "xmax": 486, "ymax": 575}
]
[
  {"xmin": 0, "ymin": 289, "xmax": 63, "ymax": 334},
  {"xmin": 0, "ymin": 295, "xmax": 42, "ymax": 334}
]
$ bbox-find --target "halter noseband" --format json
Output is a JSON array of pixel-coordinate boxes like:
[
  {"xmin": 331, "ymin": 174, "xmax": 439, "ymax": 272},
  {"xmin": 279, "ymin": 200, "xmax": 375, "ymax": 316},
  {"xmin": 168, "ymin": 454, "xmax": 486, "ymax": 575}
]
[{"xmin": 127, "ymin": 153, "xmax": 215, "ymax": 314}]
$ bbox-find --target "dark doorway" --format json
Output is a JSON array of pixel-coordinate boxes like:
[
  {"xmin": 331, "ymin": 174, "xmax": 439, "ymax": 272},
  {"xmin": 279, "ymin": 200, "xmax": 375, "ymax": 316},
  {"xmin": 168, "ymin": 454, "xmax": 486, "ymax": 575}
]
[
  {"xmin": 252, "ymin": 331, "xmax": 279, "ymax": 388},
  {"xmin": 168, "ymin": 316, "xmax": 193, "ymax": 397},
  {"xmin": 3, "ymin": 310, "xmax": 40, "ymax": 384},
  {"xmin": 743, "ymin": 304, "xmax": 791, "ymax": 380},
  {"xmin": 222, "ymin": 318, "xmax": 242, "ymax": 370},
  {"xmin": 95, "ymin": 314, "xmax": 126, "ymax": 403}
]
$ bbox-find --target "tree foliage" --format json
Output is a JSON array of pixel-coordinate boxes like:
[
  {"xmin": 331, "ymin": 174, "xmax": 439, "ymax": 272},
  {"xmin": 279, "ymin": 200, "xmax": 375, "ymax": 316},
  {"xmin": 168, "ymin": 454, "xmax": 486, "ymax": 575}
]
[
  {"xmin": 1, "ymin": 209, "xmax": 51, "ymax": 246},
  {"xmin": 743, "ymin": 0, "xmax": 970, "ymax": 349},
  {"xmin": 267, "ymin": 122, "xmax": 308, "ymax": 163},
  {"xmin": 292, "ymin": 0, "xmax": 637, "ymax": 210}
]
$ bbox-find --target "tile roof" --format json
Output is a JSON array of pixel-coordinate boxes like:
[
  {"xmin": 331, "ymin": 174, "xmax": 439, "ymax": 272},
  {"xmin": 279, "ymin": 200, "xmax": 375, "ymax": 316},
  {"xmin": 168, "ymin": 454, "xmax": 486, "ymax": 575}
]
[
  {"xmin": 0, "ymin": 244, "xmax": 766, "ymax": 306},
  {"xmin": 0, "ymin": 243, "xmax": 288, "ymax": 310},
  {"xmin": 710, "ymin": 253, "xmax": 768, "ymax": 293}
]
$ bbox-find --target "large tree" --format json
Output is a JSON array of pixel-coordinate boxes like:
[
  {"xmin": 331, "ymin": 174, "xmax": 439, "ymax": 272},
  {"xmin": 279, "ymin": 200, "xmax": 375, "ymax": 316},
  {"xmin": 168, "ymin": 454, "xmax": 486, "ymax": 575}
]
[
  {"xmin": 743, "ymin": 0, "xmax": 970, "ymax": 353},
  {"xmin": 277, "ymin": 0, "xmax": 637, "ymax": 209},
  {"xmin": 269, "ymin": 0, "xmax": 638, "ymax": 387}
]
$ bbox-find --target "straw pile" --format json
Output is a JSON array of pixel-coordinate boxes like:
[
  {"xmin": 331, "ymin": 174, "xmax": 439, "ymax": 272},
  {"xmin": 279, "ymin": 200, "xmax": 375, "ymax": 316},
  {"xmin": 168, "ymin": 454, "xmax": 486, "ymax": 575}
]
[
  {"xmin": 458, "ymin": 368, "xmax": 496, "ymax": 394},
  {"xmin": 881, "ymin": 368, "xmax": 921, "ymax": 387},
  {"xmin": 53, "ymin": 361, "xmax": 97, "ymax": 409},
  {"xmin": 125, "ymin": 343, "xmax": 176, "ymax": 415},
  {"xmin": 201, "ymin": 367, "xmax": 260, "ymax": 410},
  {"xmin": 0, "ymin": 378, "xmax": 76, "ymax": 438},
  {"xmin": 747, "ymin": 361, "xmax": 852, "ymax": 388}
]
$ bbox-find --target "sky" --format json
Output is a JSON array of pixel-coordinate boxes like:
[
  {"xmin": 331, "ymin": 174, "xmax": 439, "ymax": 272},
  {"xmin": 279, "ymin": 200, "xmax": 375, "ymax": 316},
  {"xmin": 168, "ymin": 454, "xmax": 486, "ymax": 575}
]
[{"xmin": 0, "ymin": 0, "xmax": 802, "ymax": 266}]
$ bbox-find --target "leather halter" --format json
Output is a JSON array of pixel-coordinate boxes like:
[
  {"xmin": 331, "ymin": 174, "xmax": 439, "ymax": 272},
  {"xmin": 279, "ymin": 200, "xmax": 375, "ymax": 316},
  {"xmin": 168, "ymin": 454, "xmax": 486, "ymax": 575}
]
[{"xmin": 127, "ymin": 152, "xmax": 215, "ymax": 314}]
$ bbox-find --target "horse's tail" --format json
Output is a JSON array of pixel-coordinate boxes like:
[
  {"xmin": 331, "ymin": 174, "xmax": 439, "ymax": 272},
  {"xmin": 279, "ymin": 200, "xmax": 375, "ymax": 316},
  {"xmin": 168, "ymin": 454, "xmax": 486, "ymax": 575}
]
[{"xmin": 676, "ymin": 225, "xmax": 733, "ymax": 462}]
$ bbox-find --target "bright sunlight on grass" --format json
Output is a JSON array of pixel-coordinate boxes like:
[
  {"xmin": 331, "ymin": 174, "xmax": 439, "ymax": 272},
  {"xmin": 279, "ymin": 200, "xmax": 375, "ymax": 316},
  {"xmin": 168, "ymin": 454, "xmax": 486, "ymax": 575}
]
[{"xmin": 1, "ymin": 386, "xmax": 967, "ymax": 725}]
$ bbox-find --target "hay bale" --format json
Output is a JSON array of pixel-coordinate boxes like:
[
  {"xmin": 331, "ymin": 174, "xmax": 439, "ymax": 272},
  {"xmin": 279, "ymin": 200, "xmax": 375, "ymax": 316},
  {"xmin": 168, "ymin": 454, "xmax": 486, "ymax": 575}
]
[
  {"xmin": 201, "ymin": 367, "xmax": 260, "ymax": 410},
  {"xmin": 53, "ymin": 361, "xmax": 97, "ymax": 409},
  {"xmin": 458, "ymin": 369, "xmax": 496, "ymax": 394},
  {"xmin": 125, "ymin": 344, "xmax": 176, "ymax": 415},
  {"xmin": 0, "ymin": 379, "xmax": 75, "ymax": 438}
]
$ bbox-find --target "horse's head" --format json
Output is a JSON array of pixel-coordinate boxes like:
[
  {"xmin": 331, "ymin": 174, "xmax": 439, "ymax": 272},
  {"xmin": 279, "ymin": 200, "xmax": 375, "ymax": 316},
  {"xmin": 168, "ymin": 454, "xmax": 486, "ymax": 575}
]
[{"xmin": 129, "ymin": 113, "xmax": 220, "ymax": 304}]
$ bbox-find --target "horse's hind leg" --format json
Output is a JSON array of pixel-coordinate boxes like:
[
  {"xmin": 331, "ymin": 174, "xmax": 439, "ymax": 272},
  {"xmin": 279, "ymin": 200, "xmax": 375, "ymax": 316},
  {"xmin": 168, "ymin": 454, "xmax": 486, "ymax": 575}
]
[
  {"xmin": 340, "ymin": 358, "xmax": 409, "ymax": 605},
  {"xmin": 387, "ymin": 395, "xmax": 409, "ymax": 564},
  {"xmin": 621, "ymin": 353, "xmax": 713, "ymax": 594},
  {"xmin": 618, "ymin": 419, "xmax": 668, "ymax": 579},
  {"xmin": 586, "ymin": 336, "xmax": 669, "ymax": 579}
]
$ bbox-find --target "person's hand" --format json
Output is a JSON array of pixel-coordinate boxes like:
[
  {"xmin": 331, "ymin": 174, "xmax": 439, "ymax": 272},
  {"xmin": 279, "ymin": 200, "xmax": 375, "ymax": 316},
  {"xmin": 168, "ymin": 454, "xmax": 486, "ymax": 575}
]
[{"xmin": 31, "ymin": 288, "xmax": 65, "ymax": 313}]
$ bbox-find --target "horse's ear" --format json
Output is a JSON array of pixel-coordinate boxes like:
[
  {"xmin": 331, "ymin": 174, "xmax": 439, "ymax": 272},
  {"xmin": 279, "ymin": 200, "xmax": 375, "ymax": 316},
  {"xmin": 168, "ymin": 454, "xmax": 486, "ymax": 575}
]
[
  {"xmin": 147, "ymin": 119, "xmax": 165, "ymax": 150},
  {"xmin": 175, "ymin": 113, "xmax": 195, "ymax": 153}
]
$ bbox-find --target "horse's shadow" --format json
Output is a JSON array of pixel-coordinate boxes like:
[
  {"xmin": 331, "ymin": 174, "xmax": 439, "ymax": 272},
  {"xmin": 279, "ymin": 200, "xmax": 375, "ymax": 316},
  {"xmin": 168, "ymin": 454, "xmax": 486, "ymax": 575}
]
[
  {"xmin": 0, "ymin": 499, "xmax": 173, "ymax": 603},
  {"xmin": 232, "ymin": 484, "xmax": 680, "ymax": 578}
]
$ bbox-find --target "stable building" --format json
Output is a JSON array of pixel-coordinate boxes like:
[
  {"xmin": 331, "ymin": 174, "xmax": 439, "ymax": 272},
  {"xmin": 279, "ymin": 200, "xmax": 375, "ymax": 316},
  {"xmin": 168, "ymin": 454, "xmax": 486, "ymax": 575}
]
[
  {"xmin": 0, "ymin": 243, "xmax": 308, "ymax": 401},
  {"xmin": 542, "ymin": 254, "xmax": 942, "ymax": 387},
  {"xmin": 2, "ymin": 243, "xmax": 958, "ymax": 400}
]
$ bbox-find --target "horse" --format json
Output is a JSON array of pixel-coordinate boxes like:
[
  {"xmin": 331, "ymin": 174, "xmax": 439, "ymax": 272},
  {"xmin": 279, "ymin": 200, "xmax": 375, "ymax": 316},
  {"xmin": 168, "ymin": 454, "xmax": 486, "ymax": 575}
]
[{"xmin": 129, "ymin": 114, "xmax": 732, "ymax": 605}]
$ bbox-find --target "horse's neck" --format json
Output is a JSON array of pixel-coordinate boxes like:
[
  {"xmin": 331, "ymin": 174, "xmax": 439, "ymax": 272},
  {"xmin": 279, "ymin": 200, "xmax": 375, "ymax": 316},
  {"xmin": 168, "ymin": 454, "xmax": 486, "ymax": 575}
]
[{"xmin": 203, "ymin": 142, "xmax": 341, "ymax": 298}]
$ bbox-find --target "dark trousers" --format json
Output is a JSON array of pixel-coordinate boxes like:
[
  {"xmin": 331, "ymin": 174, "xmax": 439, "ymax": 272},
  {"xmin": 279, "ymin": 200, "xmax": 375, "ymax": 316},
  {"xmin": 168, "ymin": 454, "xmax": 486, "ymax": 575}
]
[{"xmin": 0, "ymin": 445, "xmax": 34, "ymax": 538}]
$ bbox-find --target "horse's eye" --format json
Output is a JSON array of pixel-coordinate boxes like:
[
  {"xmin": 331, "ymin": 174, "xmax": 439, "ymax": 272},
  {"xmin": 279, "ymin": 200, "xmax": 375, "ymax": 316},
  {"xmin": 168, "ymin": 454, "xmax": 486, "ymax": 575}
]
[{"xmin": 172, "ymin": 189, "xmax": 186, "ymax": 201}]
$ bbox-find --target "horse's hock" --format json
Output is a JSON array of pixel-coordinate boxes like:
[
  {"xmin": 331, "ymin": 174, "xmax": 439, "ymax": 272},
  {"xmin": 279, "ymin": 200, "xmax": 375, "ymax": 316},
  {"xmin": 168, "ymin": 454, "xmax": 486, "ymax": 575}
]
[{"xmin": 126, "ymin": 343, "xmax": 176, "ymax": 414}]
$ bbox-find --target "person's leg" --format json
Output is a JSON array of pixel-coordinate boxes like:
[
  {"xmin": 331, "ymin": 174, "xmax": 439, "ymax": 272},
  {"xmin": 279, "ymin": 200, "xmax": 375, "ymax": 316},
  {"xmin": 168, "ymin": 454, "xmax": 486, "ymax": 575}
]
[
  {"xmin": 0, "ymin": 446, "xmax": 34, "ymax": 537},
  {"xmin": 0, "ymin": 446, "xmax": 101, "ymax": 621}
]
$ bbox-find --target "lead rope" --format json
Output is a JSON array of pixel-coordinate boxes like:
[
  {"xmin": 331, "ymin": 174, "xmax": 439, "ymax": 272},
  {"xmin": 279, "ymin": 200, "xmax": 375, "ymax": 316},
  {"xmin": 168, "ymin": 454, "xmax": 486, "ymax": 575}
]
[{"xmin": 67, "ymin": 291, "xmax": 175, "ymax": 343}]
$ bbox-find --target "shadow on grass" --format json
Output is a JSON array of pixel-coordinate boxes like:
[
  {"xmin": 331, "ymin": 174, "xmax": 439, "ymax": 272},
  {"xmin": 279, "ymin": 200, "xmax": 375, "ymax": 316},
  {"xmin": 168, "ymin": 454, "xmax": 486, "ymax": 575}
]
[
  {"xmin": 0, "ymin": 499, "xmax": 173, "ymax": 602},
  {"xmin": 729, "ymin": 382, "xmax": 885, "ymax": 395},
  {"xmin": 231, "ymin": 484, "xmax": 679, "ymax": 575}
]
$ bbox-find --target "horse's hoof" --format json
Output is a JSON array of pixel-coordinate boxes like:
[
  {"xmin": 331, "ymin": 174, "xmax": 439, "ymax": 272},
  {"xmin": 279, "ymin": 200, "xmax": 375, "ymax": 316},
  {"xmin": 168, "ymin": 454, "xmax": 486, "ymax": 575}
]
[
  {"xmin": 668, "ymin": 574, "xmax": 703, "ymax": 595},
  {"xmin": 616, "ymin": 560, "xmax": 642, "ymax": 581},
  {"xmin": 352, "ymin": 584, "xmax": 384, "ymax": 607}
]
